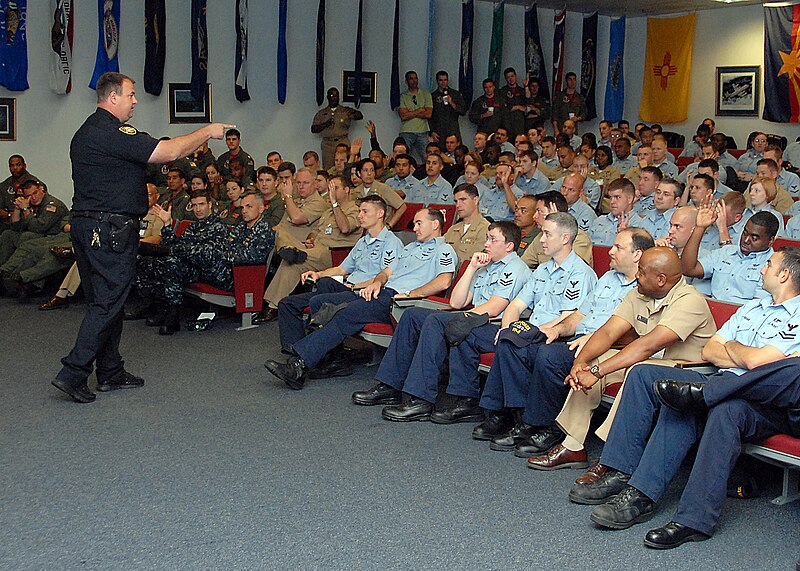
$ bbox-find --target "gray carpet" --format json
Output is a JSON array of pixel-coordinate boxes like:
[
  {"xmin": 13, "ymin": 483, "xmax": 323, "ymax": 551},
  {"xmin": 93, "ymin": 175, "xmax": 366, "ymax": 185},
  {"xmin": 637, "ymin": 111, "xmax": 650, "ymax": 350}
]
[{"xmin": 1, "ymin": 297, "xmax": 798, "ymax": 570}]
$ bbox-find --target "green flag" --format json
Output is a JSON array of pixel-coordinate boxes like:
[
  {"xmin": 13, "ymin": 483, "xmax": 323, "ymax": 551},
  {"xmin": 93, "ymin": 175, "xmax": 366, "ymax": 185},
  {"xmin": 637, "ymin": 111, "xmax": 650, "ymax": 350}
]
[{"xmin": 487, "ymin": 1, "xmax": 504, "ymax": 84}]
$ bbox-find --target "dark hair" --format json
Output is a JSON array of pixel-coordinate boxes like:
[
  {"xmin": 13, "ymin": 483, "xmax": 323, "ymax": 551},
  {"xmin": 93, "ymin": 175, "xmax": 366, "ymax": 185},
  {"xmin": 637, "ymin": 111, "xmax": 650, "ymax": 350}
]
[
  {"xmin": 503, "ymin": 67, "xmax": 516, "ymax": 76},
  {"xmin": 316, "ymin": 170, "xmax": 331, "ymax": 181},
  {"xmin": 8, "ymin": 154, "xmax": 24, "ymax": 164},
  {"xmin": 358, "ymin": 194, "xmax": 388, "ymax": 219},
  {"xmin": 405, "ymin": 70, "xmax": 418, "ymax": 81},
  {"xmin": 226, "ymin": 128, "xmax": 241, "ymax": 139},
  {"xmin": 596, "ymin": 145, "xmax": 613, "ymax": 165},
  {"xmin": 277, "ymin": 161, "xmax": 296, "ymax": 174},
  {"xmin": 303, "ymin": 150, "xmax": 320, "ymax": 161},
  {"xmin": 757, "ymin": 158, "xmax": 779, "ymax": 172},
  {"xmin": 641, "ymin": 165, "xmax": 663, "ymax": 181},
  {"xmin": 189, "ymin": 189, "xmax": 212, "ymax": 202},
  {"xmin": 536, "ymin": 190, "xmax": 568, "ymax": 213},
  {"xmin": 565, "ymin": 72, "xmax": 577, "ymax": 80},
  {"xmin": 453, "ymin": 183, "xmax": 480, "ymax": 199},
  {"xmin": 624, "ymin": 227, "xmax": 656, "ymax": 253},
  {"xmin": 328, "ymin": 174, "xmax": 347, "ymax": 188},
  {"xmin": 167, "ymin": 167, "xmax": 186, "ymax": 180},
  {"xmin": 520, "ymin": 149, "xmax": 539, "ymax": 162},
  {"xmin": 499, "ymin": 151, "xmax": 516, "ymax": 162},
  {"xmin": 607, "ymin": 177, "xmax": 636, "ymax": 196},
  {"xmin": 95, "ymin": 72, "xmax": 133, "ymax": 102},
  {"xmin": 256, "ymin": 166, "xmax": 278, "ymax": 178},
  {"xmin": 541, "ymin": 136, "xmax": 557, "ymax": 146},
  {"xmin": 436, "ymin": 70, "xmax": 448, "ymax": 79},
  {"xmin": 693, "ymin": 173, "xmax": 715, "ymax": 190},
  {"xmin": 749, "ymin": 211, "xmax": 780, "ymax": 239},
  {"xmin": 394, "ymin": 153, "xmax": 413, "ymax": 164},
  {"xmin": 697, "ymin": 158, "xmax": 719, "ymax": 173},
  {"xmin": 223, "ymin": 177, "xmax": 243, "ymax": 188},
  {"xmin": 776, "ymin": 246, "xmax": 800, "ymax": 291},
  {"xmin": 424, "ymin": 207, "xmax": 445, "ymax": 230},
  {"xmin": 697, "ymin": 124, "xmax": 712, "ymax": 136},
  {"xmin": 229, "ymin": 157, "xmax": 244, "ymax": 168},
  {"xmin": 358, "ymin": 158, "xmax": 377, "ymax": 172},
  {"xmin": 660, "ymin": 176, "xmax": 684, "ymax": 199},
  {"xmin": 190, "ymin": 173, "xmax": 208, "ymax": 186},
  {"xmin": 482, "ymin": 77, "xmax": 495, "ymax": 87},
  {"xmin": 489, "ymin": 220, "xmax": 522, "ymax": 250},
  {"xmin": 267, "ymin": 151, "xmax": 282, "ymax": 160}
]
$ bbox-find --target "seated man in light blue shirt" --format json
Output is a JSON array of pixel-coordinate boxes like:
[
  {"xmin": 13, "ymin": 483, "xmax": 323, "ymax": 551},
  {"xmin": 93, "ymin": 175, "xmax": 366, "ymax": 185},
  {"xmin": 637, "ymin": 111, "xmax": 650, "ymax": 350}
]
[
  {"xmin": 481, "ymin": 163, "xmax": 523, "ymax": 221},
  {"xmin": 765, "ymin": 145, "xmax": 800, "ymax": 198},
  {"xmin": 630, "ymin": 166, "xmax": 663, "ymax": 219},
  {"xmin": 613, "ymin": 138, "xmax": 637, "ymax": 174},
  {"xmin": 651, "ymin": 137, "xmax": 679, "ymax": 179},
  {"xmin": 405, "ymin": 152, "xmax": 453, "ymax": 206},
  {"xmin": 630, "ymin": 177, "xmax": 681, "ymax": 240},
  {"xmin": 384, "ymin": 153, "xmax": 422, "ymax": 200},
  {"xmin": 558, "ymin": 172, "xmax": 597, "ymax": 232},
  {"xmin": 681, "ymin": 209, "xmax": 778, "ymax": 304},
  {"xmin": 679, "ymin": 123, "xmax": 711, "ymax": 159},
  {"xmin": 589, "ymin": 178, "xmax": 635, "ymax": 247},
  {"xmin": 551, "ymin": 155, "xmax": 602, "ymax": 210},
  {"xmin": 515, "ymin": 149, "xmax": 550, "ymax": 196}
]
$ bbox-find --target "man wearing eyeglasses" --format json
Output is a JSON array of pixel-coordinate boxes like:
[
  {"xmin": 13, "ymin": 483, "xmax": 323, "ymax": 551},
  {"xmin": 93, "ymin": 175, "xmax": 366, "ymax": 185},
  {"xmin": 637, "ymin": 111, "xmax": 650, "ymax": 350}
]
[
  {"xmin": 0, "ymin": 179, "xmax": 67, "ymax": 267},
  {"xmin": 398, "ymin": 71, "xmax": 433, "ymax": 165},
  {"xmin": 735, "ymin": 132, "xmax": 768, "ymax": 181}
]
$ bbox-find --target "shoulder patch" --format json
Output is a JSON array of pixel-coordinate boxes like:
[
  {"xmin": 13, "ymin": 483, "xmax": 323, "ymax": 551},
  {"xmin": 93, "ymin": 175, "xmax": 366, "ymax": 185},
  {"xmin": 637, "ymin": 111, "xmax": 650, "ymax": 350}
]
[{"xmin": 119, "ymin": 125, "xmax": 137, "ymax": 135}]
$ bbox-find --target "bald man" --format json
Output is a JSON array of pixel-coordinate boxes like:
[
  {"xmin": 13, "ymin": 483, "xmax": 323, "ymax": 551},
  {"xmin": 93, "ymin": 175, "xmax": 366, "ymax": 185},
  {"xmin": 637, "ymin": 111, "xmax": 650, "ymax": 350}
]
[{"xmin": 527, "ymin": 247, "xmax": 717, "ymax": 471}]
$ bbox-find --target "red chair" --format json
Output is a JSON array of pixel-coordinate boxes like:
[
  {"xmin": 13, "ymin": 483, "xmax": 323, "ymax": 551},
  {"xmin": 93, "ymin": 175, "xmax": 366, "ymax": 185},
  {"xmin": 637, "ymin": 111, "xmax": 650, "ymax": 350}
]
[
  {"xmin": 705, "ymin": 298, "xmax": 740, "ymax": 329},
  {"xmin": 677, "ymin": 156, "xmax": 695, "ymax": 170},
  {"xmin": 774, "ymin": 237, "xmax": 800, "ymax": 249},
  {"xmin": 330, "ymin": 246, "xmax": 352, "ymax": 267},
  {"xmin": 429, "ymin": 203, "xmax": 457, "ymax": 232},
  {"xmin": 667, "ymin": 148, "xmax": 682, "ymax": 160},
  {"xmin": 184, "ymin": 262, "xmax": 269, "ymax": 330},
  {"xmin": 592, "ymin": 245, "xmax": 612, "ymax": 276},
  {"xmin": 743, "ymin": 434, "xmax": 800, "ymax": 505},
  {"xmin": 174, "ymin": 219, "xmax": 193, "ymax": 236},
  {"xmin": 392, "ymin": 202, "xmax": 423, "ymax": 231},
  {"xmin": 729, "ymin": 149, "xmax": 745, "ymax": 159}
]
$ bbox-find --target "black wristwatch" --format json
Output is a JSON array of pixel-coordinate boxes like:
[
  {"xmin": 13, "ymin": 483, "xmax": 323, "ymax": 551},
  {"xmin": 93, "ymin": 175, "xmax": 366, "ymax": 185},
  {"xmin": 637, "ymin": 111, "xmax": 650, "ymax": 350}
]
[{"xmin": 589, "ymin": 364, "xmax": 603, "ymax": 379}]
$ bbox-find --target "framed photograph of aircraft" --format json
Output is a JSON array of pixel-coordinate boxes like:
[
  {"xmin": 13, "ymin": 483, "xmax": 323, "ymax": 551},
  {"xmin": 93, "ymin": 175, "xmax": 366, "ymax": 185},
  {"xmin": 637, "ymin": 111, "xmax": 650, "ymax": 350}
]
[{"xmin": 716, "ymin": 66, "xmax": 760, "ymax": 117}]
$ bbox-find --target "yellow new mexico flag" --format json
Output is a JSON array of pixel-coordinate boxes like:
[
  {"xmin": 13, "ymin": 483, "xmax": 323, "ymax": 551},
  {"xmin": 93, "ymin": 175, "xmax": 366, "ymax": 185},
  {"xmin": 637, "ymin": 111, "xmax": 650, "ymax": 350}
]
[{"xmin": 639, "ymin": 14, "xmax": 696, "ymax": 123}]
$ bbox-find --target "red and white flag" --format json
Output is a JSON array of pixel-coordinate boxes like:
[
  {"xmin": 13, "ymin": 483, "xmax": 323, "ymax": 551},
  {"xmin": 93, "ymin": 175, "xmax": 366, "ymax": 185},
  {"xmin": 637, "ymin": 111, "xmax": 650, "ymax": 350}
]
[{"xmin": 50, "ymin": 0, "xmax": 73, "ymax": 94}]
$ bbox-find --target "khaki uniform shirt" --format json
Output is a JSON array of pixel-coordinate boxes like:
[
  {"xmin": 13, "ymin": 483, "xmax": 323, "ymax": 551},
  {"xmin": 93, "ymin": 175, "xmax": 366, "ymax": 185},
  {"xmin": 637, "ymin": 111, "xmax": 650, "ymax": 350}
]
[
  {"xmin": 317, "ymin": 201, "xmax": 361, "ymax": 248},
  {"xmin": 522, "ymin": 229, "xmax": 593, "ymax": 270},
  {"xmin": 141, "ymin": 210, "xmax": 164, "ymax": 239},
  {"xmin": 444, "ymin": 215, "xmax": 491, "ymax": 262},
  {"xmin": 353, "ymin": 181, "xmax": 405, "ymax": 222},
  {"xmin": 275, "ymin": 191, "xmax": 329, "ymax": 246}
]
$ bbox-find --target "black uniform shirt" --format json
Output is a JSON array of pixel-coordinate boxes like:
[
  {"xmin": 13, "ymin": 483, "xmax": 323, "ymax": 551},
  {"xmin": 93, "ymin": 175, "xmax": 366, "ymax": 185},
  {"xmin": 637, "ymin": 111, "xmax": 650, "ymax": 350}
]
[{"xmin": 70, "ymin": 108, "xmax": 159, "ymax": 217}]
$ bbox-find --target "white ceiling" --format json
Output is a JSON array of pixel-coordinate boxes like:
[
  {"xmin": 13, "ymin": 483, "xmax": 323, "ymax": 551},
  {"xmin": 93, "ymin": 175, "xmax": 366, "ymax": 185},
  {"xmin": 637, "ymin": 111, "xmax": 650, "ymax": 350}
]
[{"xmin": 486, "ymin": 0, "xmax": 767, "ymax": 17}]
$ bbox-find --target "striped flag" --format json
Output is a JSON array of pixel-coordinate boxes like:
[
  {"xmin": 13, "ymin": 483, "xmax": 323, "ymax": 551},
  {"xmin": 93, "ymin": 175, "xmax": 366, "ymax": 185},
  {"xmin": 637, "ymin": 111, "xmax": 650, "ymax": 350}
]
[
  {"xmin": 764, "ymin": 4, "xmax": 800, "ymax": 122},
  {"xmin": 458, "ymin": 0, "xmax": 474, "ymax": 106},
  {"xmin": 50, "ymin": 0, "xmax": 73, "ymax": 94},
  {"xmin": 190, "ymin": 0, "xmax": 208, "ymax": 101},
  {"xmin": 315, "ymin": 0, "xmax": 325, "ymax": 106},
  {"xmin": 487, "ymin": 1, "xmax": 504, "ymax": 85},
  {"xmin": 604, "ymin": 17, "xmax": 625, "ymax": 123},
  {"xmin": 580, "ymin": 12, "xmax": 598, "ymax": 121},
  {"xmin": 144, "ymin": 0, "xmax": 165, "ymax": 96},
  {"xmin": 524, "ymin": 4, "xmax": 548, "ymax": 100},
  {"xmin": 235, "ymin": 0, "xmax": 250, "ymax": 102},
  {"xmin": 277, "ymin": 0, "xmax": 287, "ymax": 104},
  {"xmin": 89, "ymin": 0, "xmax": 119, "ymax": 90},
  {"xmin": 390, "ymin": 0, "xmax": 400, "ymax": 109},
  {"xmin": 354, "ymin": 0, "xmax": 363, "ymax": 107},
  {"xmin": 552, "ymin": 8, "xmax": 566, "ymax": 95}
]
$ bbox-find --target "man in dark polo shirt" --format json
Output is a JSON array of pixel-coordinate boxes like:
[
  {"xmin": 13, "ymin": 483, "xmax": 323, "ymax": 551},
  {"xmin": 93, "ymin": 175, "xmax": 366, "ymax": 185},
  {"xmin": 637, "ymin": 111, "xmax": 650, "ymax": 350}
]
[{"xmin": 52, "ymin": 72, "xmax": 232, "ymax": 404}]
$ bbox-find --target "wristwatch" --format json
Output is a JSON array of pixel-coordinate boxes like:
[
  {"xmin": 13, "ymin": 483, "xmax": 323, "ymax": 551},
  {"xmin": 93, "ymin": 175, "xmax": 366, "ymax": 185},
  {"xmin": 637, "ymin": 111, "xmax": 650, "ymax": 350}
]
[
  {"xmin": 719, "ymin": 239, "xmax": 732, "ymax": 246},
  {"xmin": 331, "ymin": 202, "xmax": 339, "ymax": 208},
  {"xmin": 589, "ymin": 364, "xmax": 603, "ymax": 379}
]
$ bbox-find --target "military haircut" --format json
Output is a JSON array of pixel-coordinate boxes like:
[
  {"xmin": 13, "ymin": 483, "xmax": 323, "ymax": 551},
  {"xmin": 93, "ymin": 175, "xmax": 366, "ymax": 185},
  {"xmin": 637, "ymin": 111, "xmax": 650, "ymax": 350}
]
[
  {"xmin": 357, "ymin": 194, "xmax": 388, "ymax": 219},
  {"xmin": 624, "ymin": 227, "xmax": 656, "ymax": 253},
  {"xmin": 641, "ymin": 165, "xmax": 663, "ymax": 181},
  {"xmin": 277, "ymin": 161, "xmax": 296, "ymax": 175},
  {"xmin": 453, "ymin": 183, "xmax": 479, "ymax": 199},
  {"xmin": 757, "ymin": 158, "xmax": 779, "ymax": 173},
  {"xmin": 167, "ymin": 167, "xmax": 186, "ymax": 180},
  {"xmin": 607, "ymin": 177, "xmax": 636, "ymax": 196},
  {"xmin": 520, "ymin": 149, "xmax": 539, "ymax": 162},
  {"xmin": 357, "ymin": 158, "xmax": 377, "ymax": 173},
  {"xmin": 693, "ymin": 173, "xmax": 715, "ymax": 190},
  {"xmin": 226, "ymin": 128, "xmax": 241, "ymax": 139},
  {"xmin": 545, "ymin": 211, "xmax": 578, "ymax": 243},
  {"xmin": 536, "ymin": 190, "xmax": 568, "ymax": 213},
  {"xmin": 303, "ymin": 150, "xmax": 320, "ymax": 161},
  {"xmin": 189, "ymin": 189, "xmax": 211, "ymax": 201},
  {"xmin": 424, "ymin": 207, "xmax": 445, "ymax": 231},
  {"xmin": 722, "ymin": 191, "xmax": 746, "ymax": 215},
  {"xmin": 489, "ymin": 220, "xmax": 522, "ymax": 250},
  {"xmin": 95, "ymin": 72, "xmax": 133, "ymax": 102},
  {"xmin": 256, "ymin": 166, "xmax": 277, "ymax": 178},
  {"xmin": 661, "ymin": 177, "xmax": 684, "ymax": 198},
  {"xmin": 776, "ymin": 246, "xmax": 800, "ymax": 291},
  {"xmin": 698, "ymin": 158, "xmax": 719, "ymax": 173},
  {"xmin": 749, "ymin": 210, "xmax": 780, "ymax": 239}
]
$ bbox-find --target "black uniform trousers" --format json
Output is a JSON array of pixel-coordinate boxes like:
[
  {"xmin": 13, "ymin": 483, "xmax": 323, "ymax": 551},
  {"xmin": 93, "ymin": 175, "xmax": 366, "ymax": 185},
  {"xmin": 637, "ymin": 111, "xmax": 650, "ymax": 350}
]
[{"xmin": 56, "ymin": 215, "xmax": 139, "ymax": 386}]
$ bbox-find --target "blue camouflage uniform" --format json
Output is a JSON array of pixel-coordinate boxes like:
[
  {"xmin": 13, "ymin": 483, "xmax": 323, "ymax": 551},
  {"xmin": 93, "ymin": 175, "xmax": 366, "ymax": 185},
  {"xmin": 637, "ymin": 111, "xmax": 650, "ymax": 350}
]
[
  {"xmin": 405, "ymin": 175, "xmax": 453, "ymax": 206},
  {"xmin": 479, "ymin": 183, "xmax": 523, "ymax": 221},
  {"xmin": 698, "ymin": 245, "xmax": 772, "ymax": 304},
  {"xmin": 599, "ymin": 294, "xmax": 800, "ymax": 536},
  {"xmin": 292, "ymin": 237, "xmax": 457, "ymax": 369},
  {"xmin": 277, "ymin": 227, "xmax": 404, "ymax": 352},
  {"xmin": 630, "ymin": 207, "xmax": 676, "ymax": 240},
  {"xmin": 376, "ymin": 252, "xmax": 532, "ymax": 403}
]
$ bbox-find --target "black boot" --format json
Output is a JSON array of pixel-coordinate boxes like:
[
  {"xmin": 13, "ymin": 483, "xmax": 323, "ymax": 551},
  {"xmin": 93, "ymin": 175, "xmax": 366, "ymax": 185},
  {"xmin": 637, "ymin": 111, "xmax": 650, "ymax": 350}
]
[
  {"xmin": 145, "ymin": 305, "xmax": 166, "ymax": 327},
  {"xmin": 158, "ymin": 305, "xmax": 180, "ymax": 335}
]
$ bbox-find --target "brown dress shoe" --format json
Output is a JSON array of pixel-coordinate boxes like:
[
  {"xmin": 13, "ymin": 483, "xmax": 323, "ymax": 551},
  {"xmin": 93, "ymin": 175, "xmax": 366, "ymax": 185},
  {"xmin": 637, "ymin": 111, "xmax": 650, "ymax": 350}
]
[
  {"xmin": 252, "ymin": 307, "xmax": 278, "ymax": 324},
  {"xmin": 527, "ymin": 444, "xmax": 589, "ymax": 471},
  {"xmin": 575, "ymin": 458, "xmax": 609, "ymax": 485},
  {"xmin": 39, "ymin": 295, "xmax": 70, "ymax": 311}
]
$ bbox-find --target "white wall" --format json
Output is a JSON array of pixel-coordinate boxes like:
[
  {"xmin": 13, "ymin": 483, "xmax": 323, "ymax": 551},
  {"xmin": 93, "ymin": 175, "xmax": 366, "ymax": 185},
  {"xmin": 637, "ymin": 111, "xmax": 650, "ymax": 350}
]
[{"xmin": 7, "ymin": 1, "xmax": 800, "ymax": 204}]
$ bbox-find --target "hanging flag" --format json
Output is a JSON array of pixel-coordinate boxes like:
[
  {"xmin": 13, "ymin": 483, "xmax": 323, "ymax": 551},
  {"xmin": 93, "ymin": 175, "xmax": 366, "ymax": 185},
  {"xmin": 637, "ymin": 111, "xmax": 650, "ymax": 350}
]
[
  {"xmin": 190, "ymin": 0, "xmax": 208, "ymax": 101},
  {"xmin": 235, "ymin": 0, "xmax": 250, "ymax": 102},
  {"xmin": 640, "ymin": 14, "xmax": 695, "ymax": 123},
  {"xmin": 551, "ymin": 8, "xmax": 566, "ymax": 96},
  {"xmin": 390, "ymin": 0, "xmax": 400, "ymax": 109},
  {"xmin": 487, "ymin": 1, "xmax": 504, "ymax": 85},
  {"xmin": 50, "ymin": 0, "xmax": 73, "ymax": 94},
  {"xmin": 315, "ymin": 0, "xmax": 325, "ymax": 106},
  {"xmin": 277, "ymin": 0, "xmax": 287, "ymax": 104},
  {"xmin": 354, "ymin": 0, "xmax": 364, "ymax": 107},
  {"xmin": 426, "ymin": 0, "xmax": 435, "ymax": 91},
  {"xmin": 764, "ymin": 4, "xmax": 800, "ymax": 123},
  {"xmin": 604, "ymin": 16, "xmax": 626, "ymax": 123},
  {"xmin": 524, "ymin": 4, "xmax": 548, "ymax": 100},
  {"xmin": 89, "ymin": 0, "xmax": 119, "ymax": 90},
  {"xmin": 144, "ymin": 0, "xmax": 166, "ymax": 96},
  {"xmin": 459, "ymin": 0, "xmax": 474, "ymax": 106},
  {"xmin": 580, "ymin": 12, "xmax": 598, "ymax": 121}
]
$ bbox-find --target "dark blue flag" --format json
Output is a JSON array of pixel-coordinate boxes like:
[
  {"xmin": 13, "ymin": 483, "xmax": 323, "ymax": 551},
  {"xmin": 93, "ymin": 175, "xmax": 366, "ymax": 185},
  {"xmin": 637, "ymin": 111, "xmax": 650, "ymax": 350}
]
[
  {"xmin": 459, "ymin": 0, "xmax": 474, "ymax": 106},
  {"xmin": 390, "ymin": 0, "xmax": 400, "ymax": 109},
  {"xmin": 580, "ymin": 12, "xmax": 598, "ymax": 121},
  {"xmin": 524, "ymin": 4, "xmax": 548, "ymax": 100},
  {"xmin": 354, "ymin": 0, "xmax": 364, "ymax": 108},
  {"xmin": 551, "ymin": 8, "xmax": 565, "ymax": 95},
  {"xmin": 190, "ymin": 0, "xmax": 207, "ymax": 101},
  {"xmin": 235, "ymin": 0, "xmax": 250, "ymax": 102},
  {"xmin": 89, "ymin": 0, "xmax": 119, "ymax": 90},
  {"xmin": 315, "ymin": 0, "xmax": 325, "ymax": 106},
  {"xmin": 277, "ymin": 0, "xmax": 287, "ymax": 104},
  {"xmin": 604, "ymin": 16, "xmax": 625, "ymax": 123},
  {"xmin": 144, "ymin": 0, "xmax": 166, "ymax": 96},
  {"xmin": 764, "ymin": 4, "xmax": 800, "ymax": 123}
]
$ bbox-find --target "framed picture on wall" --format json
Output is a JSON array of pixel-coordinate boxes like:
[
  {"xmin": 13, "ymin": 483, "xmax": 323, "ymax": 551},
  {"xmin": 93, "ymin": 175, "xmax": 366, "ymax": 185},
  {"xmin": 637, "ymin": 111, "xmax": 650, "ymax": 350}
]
[
  {"xmin": 716, "ymin": 66, "xmax": 760, "ymax": 117},
  {"xmin": 342, "ymin": 71, "xmax": 377, "ymax": 104},
  {"xmin": 168, "ymin": 83, "xmax": 212, "ymax": 124},
  {"xmin": 0, "ymin": 98, "xmax": 16, "ymax": 141}
]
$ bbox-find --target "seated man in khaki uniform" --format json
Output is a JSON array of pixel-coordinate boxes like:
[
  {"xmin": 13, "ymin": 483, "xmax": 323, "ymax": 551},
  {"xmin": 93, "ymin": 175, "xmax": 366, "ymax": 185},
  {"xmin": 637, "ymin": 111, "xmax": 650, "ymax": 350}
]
[
  {"xmin": 525, "ymin": 247, "xmax": 716, "ymax": 471},
  {"xmin": 443, "ymin": 183, "xmax": 490, "ymax": 263},
  {"xmin": 254, "ymin": 170, "xmax": 354, "ymax": 323},
  {"xmin": 521, "ymin": 191, "xmax": 593, "ymax": 270}
]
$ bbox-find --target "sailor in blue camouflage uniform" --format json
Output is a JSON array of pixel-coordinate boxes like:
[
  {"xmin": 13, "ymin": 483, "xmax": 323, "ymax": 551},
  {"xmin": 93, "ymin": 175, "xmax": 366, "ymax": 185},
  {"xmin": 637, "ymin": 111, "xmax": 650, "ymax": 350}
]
[
  {"xmin": 352, "ymin": 221, "xmax": 531, "ymax": 421},
  {"xmin": 265, "ymin": 208, "xmax": 457, "ymax": 390},
  {"xmin": 276, "ymin": 195, "xmax": 403, "ymax": 353}
]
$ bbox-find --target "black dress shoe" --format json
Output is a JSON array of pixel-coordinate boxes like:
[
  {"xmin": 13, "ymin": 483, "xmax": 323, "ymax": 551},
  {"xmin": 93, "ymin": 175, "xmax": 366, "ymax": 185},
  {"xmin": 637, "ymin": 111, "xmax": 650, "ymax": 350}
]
[
  {"xmin": 352, "ymin": 382, "xmax": 402, "ymax": 406},
  {"xmin": 654, "ymin": 379, "xmax": 707, "ymax": 414},
  {"xmin": 252, "ymin": 307, "xmax": 278, "ymax": 324},
  {"xmin": 125, "ymin": 302, "xmax": 157, "ymax": 320},
  {"xmin": 158, "ymin": 306, "xmax": 180, "ymax": 335},
  {"xmin": 265, "ymin": 356, "xmax": 307, "ymax": 390},
  {"xmin": 145, "ymin": 308, "xmax": 166, "ymax": 327},
  {"xmin": 514, "ymin": 425, "xmax": 565, "ymax": 458},
  {"xmin": 382, "ymin": 398, "xmax": 433, "ymax": 422},
  {"xmin": 430, "ymin": 397, "xmax": 485, "ymax": 424},
  {"xmin": 278, "ymin": 246, "xmax": 308, "ymax": 265},
  {"xmin": 51, "ymin": 379, "xmax": 96, "ymax": 403},
  {"xmin": 308, "ymin": 360, "xmax": 355, "ymax": 379},
  {"xmin": 644, "ymin": 521, "xmax": 710, "ymax": 549},
  {"xmin": 489, "ymin": 422, "xmax": 536, "ymax": 451},
  {"xmin": 472, "ymin": 410, "xmax": 514, "ymax": 441},
  {"xmin": 568, "ymin": 468, "xmax": 631, "ymax": 505},
  {"xmin": 39, "ymin": 294, "xmax": 70, "ymax": 311},
  {"xmin": 590, "ymin": 486, "xmax": 655, "ymax": 530},
  {"xmin": 97, "ymin": 370, "xmax": 145, "ymax": 392}
]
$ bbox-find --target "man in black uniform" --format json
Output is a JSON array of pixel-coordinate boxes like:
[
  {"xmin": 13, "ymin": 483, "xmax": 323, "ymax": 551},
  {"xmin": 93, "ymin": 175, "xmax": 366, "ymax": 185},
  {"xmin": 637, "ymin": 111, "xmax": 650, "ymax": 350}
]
[{"xmin": 52, "ymin": 72, "xmax": 231, "ymax": 403}]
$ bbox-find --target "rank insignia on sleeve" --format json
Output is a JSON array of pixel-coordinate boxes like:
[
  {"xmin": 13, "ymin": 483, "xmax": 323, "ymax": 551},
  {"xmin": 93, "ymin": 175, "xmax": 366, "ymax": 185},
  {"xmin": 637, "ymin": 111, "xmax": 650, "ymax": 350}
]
[
  {"xmin": 565, "ymin": 288, "xmax": 580, "ymax": 300},
  {"xmin": 119, "ymin": 125, "xmax": 138, "ymax": 135}
]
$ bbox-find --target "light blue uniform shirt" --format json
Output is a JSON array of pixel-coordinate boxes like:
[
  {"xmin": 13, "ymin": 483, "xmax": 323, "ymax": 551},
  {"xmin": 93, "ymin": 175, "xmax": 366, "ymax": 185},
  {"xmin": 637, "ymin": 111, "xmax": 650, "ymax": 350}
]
[
  {"xmin": 480, "ymin": 183, "xmax": 523, "ymax": 221},
  {"xmin": 654, "ymin": 160, "xmax": 679, "ymax": 179},
  {"xmin": 630, "ymin": 207, "xmax": 676, "ymax": 240},
  {"xmin": 717, "ymin": 151, "xmax": 738, "ymax": 169},
  {"xmin": 631, "ymin": 194, "xmax": 656, "ymax": 218},
  {"xmin": 680, "ymin": 140, "xmax": 703, "ymax": 159},
  {"xmin": 515, "ymin": 169, "xmax": 550, "ymax": 195},
  {"xmin": 454, "ymin": 175, "xmax": 491, "ymax": 193},
  {"xmin": 729, "ymin": 208, "xmax": 754, "ymax": 246},
  {"xmin": 575, "ymin": 270, "xmax": 638, "ymax": 335},
  {"xmin": 588, "ymin": 212, "xmax": 621, "ymax": 247},
  {"xmin": 569, "ymin": 134, "xmax": 583, "ymax": 150},
  {"xmin": 405, "ymin": 175, "xmax": 453, "ymax": 206},
  {"xmin": 678, "ymin": 163, "xmax": 728, "ymax": 187},
  {"xmin": 541, "ymin": 155, "xmax": 560, "ymax": 170},
  {"xmin": 385, "ymin": 237, "xmax": 457, "ymax": 294},
  {"xmin": 716, "ymin": 294, "xmax": 800, "ymax": 375},
  {"xmin": 786, "ymin": 214, "xmax": 800, "ymax": 239},
  {"xmin": 567, "ymin": 199, "xmax": 598, "ymax": 232},
  {"xmin": 614, "ymin": 154, "xmax": 638, "ymax": 173},
  {"xmin": 515, "ymin": 250, "xmax": 598, "ymax": 325},
  {"xmin": 735, "ymin": 149, "xmax": 763, "ymax": 175},
  {"xmin": 386, "ymin": 174, "xmax": 423, "ymax": 200},
  {"xmin": 341, "ymin": 227, "xmax": 405, "ymax": 284},
  {"xmin": 469, "ymin": 252, "xmax": 531, "ymax": 317},
  {"xmin": 698, "ymin": 245, "xmax": 772, "ymax": 304},
  {"xmin": 552, "ymin": 175, "xmax": 602, "ymax": 209},
  {"xmin": 751, "ymin": 204, "xmax": 785, "ymax": 236},
  {"xmin": 778, "ymin": 169, "xmax": 800, "ymax": 198}
]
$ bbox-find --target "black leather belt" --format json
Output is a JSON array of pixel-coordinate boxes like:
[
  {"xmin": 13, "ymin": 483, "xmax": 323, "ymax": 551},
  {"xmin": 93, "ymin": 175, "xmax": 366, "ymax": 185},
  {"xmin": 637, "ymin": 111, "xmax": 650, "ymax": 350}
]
[{"xmin": 73, "ymin": 211, "xmax": 137, "ymax": 224}]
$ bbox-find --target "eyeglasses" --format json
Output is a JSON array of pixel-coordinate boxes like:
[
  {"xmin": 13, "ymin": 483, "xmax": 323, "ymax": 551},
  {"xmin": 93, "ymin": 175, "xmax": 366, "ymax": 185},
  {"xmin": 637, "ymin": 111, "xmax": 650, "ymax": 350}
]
[
  {"xmin": 412, "ymin": 95, "xmax": 418, "ymax": 106},
  {"xmin": 754, "ymin": 138, "xmax": 767, "ymax": 143},
  {"xmin": 485, "ymin": 235, "xmax": 506, "ymax": 243}
]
